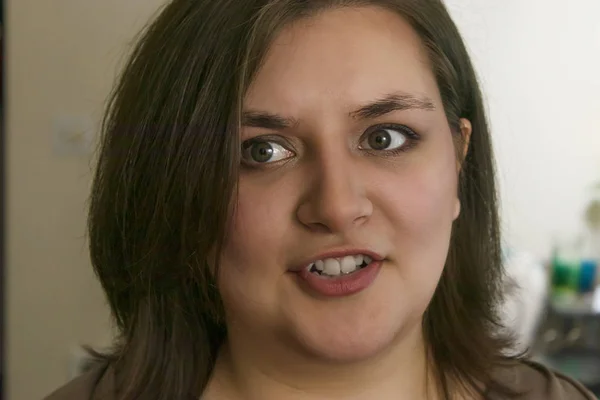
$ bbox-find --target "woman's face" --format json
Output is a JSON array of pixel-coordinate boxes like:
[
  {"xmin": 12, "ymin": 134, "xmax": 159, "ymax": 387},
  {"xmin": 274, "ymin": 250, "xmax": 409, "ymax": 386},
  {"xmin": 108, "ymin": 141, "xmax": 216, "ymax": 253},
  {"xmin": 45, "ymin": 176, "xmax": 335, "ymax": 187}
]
[{"xmin": 219, "ymin": 6, "xmax": 465, "ymax": 363}]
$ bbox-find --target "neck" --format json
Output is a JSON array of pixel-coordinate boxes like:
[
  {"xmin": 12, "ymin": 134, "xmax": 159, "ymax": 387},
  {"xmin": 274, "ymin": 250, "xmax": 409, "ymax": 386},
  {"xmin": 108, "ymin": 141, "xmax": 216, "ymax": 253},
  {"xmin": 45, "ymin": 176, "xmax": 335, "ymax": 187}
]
[{"xmin": 206, "ymin": 325, "xmax": 440, "ymax": 400}]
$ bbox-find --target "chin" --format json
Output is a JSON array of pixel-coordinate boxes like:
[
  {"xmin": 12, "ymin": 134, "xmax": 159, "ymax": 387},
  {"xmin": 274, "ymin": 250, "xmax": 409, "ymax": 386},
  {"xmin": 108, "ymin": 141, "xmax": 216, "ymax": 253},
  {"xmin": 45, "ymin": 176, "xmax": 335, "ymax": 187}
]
[
  {"xmin": 286, "ymin": 303, "xmax": 412, "ymax": 364},
  {"xmin": 281, "ymin": 270, "xmax": 427, "ymax": 364},
  {"xmin": 301, "ymin": 333, "xmax": 397, "ymax": 363}
]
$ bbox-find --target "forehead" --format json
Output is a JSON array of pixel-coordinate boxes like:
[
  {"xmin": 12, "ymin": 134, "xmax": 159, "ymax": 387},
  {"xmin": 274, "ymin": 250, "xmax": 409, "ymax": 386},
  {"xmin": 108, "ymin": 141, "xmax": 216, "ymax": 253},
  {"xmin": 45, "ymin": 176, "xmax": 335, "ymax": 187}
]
[{"xmin": 244, "ymin": 6, "xmax": 441, "ymax": 113}]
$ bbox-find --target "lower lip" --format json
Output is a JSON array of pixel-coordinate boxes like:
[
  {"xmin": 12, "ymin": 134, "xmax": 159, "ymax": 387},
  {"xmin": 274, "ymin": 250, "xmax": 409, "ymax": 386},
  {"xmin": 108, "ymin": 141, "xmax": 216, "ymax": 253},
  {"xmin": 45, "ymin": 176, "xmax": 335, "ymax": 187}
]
[{"xmin": 295, "ymin": 261, "xmax": 382, "ymax": 297}]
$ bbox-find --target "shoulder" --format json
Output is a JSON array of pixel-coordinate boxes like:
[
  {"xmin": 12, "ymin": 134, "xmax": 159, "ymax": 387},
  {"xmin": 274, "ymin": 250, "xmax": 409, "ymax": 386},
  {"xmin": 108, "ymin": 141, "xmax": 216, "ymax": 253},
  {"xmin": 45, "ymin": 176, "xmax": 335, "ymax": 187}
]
[
  {"xmin": 44, "ymin": 364, "xmax": 114, "ymax": 400},
  {"xmin": 492, "ymin": 359, "xmax": 596, "ymax": 400}
]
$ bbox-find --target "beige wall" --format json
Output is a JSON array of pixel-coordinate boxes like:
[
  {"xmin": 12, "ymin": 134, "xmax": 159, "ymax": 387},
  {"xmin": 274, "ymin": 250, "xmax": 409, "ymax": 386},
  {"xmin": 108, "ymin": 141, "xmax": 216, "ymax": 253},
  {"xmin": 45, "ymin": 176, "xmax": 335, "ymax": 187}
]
[{"xmin": 6, "ymin": 1, "xmax": 165, "ymax": 399}]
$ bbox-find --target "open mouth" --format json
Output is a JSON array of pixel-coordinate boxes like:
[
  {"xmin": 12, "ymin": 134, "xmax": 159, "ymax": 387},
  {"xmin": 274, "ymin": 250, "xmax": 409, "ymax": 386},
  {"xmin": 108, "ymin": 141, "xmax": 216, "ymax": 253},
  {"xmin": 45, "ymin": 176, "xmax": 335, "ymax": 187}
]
[
  {"xmin": 295, "ymin": 252, "xmax": 383, "ymax": 297},
  {"xmin": 307, "ymin": 254, "xmax": 373, "ymax": 278}
]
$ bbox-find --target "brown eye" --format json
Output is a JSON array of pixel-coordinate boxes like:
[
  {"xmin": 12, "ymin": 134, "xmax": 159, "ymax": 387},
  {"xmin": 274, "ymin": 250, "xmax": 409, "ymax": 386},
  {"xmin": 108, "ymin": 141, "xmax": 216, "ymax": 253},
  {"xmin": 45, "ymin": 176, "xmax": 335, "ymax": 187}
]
[
  {"xmin": 362, "ymin": 126, "xmax": 410, "ymax": 151},
  {"xmin": 242, "ymin": 140, "xmax": 294, "ymax": 165}
]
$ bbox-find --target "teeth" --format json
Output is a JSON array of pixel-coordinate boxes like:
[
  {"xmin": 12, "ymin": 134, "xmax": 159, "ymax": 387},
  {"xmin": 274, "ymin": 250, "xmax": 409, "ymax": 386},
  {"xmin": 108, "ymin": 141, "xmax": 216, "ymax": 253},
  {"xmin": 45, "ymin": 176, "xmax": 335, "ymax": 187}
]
[
  {"xmin": 341, "ymin": 255, "xmax": 357, "ymax": 274},
  {"xmin": 323, "ymin": 258, "xmax": 341, "ymax": 275},
  {"xmin": 354, "ymin": 254, "xmax": 364, "ymax": 266},
  {"xmin": 315, "ymin": 260, "xmax": 324, "ymax": 271},
  {"xmin": 308, "ymin": 254, "xmax": 373, "ymax": 276}
]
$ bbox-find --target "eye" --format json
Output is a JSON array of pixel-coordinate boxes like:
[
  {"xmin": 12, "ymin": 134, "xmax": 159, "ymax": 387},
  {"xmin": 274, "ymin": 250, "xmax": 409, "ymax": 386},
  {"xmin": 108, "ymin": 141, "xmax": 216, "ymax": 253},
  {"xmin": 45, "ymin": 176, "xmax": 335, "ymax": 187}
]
[
  {"xmin": 241, "ymin": 139, "xmax": 295, "ymax": 166},
  {"xmin": 360, "ymin": 125, "xmax": 415, "ymax": 152}
]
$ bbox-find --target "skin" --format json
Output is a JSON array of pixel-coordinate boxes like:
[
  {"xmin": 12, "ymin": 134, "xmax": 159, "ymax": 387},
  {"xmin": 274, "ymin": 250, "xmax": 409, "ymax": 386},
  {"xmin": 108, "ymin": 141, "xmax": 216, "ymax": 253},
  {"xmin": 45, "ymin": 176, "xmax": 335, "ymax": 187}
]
[{"xmin": 206, "ymin": 6, "xmax": 472, "ymax": 400}]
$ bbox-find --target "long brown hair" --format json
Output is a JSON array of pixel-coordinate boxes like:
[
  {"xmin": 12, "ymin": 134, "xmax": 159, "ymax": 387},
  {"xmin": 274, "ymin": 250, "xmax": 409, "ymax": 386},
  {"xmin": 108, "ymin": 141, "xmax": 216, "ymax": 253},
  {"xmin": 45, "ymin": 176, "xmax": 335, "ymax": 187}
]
[{"xmin": 88, "ymin": 0, "xmax": 520, "ymax": 398}]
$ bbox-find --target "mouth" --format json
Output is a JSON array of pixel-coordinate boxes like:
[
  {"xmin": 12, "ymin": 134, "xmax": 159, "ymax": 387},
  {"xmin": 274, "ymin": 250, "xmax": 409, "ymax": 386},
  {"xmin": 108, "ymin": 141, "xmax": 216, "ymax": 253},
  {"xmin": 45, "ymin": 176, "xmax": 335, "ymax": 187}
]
[
  {"xmin": 294, "ymin": 249, "xmax": 385, "ymax": 278},
  {"xmin": 307, "ymin": 254, "xmax": 373, "ymax": 278},
  {"xmin": 293, "ymin": 250, "xmax": 384, "ymax": 297}
]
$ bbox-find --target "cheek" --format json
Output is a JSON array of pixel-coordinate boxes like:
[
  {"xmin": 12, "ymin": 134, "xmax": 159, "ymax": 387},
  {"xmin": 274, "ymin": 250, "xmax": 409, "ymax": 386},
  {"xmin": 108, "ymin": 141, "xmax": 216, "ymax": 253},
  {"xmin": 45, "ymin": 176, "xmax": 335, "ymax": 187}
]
[
  {"xmin": 226, "ymin": 201, "xmax": 277, "ymax": 259},
  {"xmin": 375, "ymin": 143, "xmax": 459, "ymax": 274},
  {"xmin": 383, "ymin": 155, "xmax": 458, "ymax": 233},
  {"xmin": 217, "ymin": 179, "xmax": 296, "ymax": 308},
  {"xmin": 222, "ymin": 176, "xmax": 292, "ymax": 264}
]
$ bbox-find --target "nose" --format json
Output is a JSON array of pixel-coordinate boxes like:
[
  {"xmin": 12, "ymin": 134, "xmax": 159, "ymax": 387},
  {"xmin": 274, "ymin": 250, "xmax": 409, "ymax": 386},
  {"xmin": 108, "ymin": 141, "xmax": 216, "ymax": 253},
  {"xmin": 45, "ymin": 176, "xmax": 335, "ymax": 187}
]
[{"xmin": 296, "ymin": 152, "xmax": 373, "ymax": 233}]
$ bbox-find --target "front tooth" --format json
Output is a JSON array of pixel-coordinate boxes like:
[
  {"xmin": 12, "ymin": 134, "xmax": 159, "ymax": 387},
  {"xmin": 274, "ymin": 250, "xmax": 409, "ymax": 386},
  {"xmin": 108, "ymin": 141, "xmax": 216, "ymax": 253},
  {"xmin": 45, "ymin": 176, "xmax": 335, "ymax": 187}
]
[
  {"xmin": 354, "ymin": 254, "xmax": 364, "ymax": 266},
  {"xmin": 315, "ymin": 260, "xmax": 324, "ymax": 271},
  {"xmin": 341, "ymin": 256, "xmax": 357, "ymax": 274},
  {"xmin": 323, "ymin": 258, "xmax": 341, "ymax": 275},
  {"xmin": 364, "ymin": 255, "xmax": 373, "ymax": 265}
]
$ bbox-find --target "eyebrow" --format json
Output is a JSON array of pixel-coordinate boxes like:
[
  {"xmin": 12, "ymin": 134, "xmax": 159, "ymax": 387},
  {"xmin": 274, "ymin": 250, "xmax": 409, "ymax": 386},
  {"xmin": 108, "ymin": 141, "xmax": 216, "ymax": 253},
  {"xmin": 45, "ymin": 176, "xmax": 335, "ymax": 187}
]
[
  {"xmin": 241, "ymin": 111, "xmax": 298, "ymax": 130},
  {"xmin": 241, "ymin": 91, "xmax": 435, "ymax": 130},
  {"xmin": 349, "ymin": 92, "xmax": 436, "ymax": 119}
]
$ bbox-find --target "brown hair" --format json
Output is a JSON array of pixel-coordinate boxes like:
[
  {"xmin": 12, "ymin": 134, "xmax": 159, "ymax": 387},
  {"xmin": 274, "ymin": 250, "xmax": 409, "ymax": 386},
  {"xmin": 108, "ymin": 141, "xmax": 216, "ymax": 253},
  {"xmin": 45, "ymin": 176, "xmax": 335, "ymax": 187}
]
[{"xmin": 88, "ymin": 0, "xmax": 521, "ymax": 398}]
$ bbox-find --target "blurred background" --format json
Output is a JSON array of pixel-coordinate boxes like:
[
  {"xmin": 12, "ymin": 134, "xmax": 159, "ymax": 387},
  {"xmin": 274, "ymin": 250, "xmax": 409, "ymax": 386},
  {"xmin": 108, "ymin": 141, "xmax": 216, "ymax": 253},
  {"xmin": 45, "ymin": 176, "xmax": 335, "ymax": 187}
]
[{"xmin": 3, "ymin": 0, "xmax": 600, "ymax": 399}]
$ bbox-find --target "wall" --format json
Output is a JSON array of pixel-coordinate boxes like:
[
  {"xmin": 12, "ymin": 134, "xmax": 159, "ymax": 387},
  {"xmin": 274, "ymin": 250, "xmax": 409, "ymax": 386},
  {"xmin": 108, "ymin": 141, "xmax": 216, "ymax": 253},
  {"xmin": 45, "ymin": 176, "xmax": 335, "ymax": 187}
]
[
  {"xmin": 446, "ymin": 0, "xmax": 600, "ymax": 258},
  {"xmin": 5, "ymin": 1, "xmax": 600, "ymax": 399},
  {"xmin": 5, "ymin": 1, "xmax": 165, "ymax": 399}
]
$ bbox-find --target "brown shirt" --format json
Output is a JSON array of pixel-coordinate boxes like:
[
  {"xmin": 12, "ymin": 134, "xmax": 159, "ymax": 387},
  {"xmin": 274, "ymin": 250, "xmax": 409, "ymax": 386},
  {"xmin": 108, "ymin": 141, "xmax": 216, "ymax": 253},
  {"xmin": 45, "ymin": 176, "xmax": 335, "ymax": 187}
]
[{"xmin": 45, "ymin": 360, "xmax": 596, "ymax": 400}]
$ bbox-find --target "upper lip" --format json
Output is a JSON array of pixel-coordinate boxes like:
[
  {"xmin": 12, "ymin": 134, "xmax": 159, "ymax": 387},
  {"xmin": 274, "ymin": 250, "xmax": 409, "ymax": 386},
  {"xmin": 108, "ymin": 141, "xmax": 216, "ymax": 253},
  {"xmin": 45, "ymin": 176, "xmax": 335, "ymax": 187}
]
[{"xmin": 290, "ymin": 247, "xmax": 385, "ymax": 272}]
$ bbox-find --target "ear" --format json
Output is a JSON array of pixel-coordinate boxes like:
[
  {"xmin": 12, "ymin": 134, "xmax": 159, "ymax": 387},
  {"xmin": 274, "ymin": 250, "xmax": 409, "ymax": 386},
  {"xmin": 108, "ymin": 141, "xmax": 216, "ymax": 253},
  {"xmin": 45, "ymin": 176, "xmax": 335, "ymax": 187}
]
[
  {"xmin": 457, "ymin": 118, "xmax": 472, "ymax": 172},
  {"xmin": 454, "ymin": 118, "xmax": 472, "ymax": 220}
]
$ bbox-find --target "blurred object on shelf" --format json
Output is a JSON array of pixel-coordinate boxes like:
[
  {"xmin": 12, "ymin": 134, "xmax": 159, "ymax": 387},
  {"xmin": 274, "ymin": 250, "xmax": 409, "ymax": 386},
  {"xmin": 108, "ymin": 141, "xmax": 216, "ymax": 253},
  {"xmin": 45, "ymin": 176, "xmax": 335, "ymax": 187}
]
[
  {"xmin": 550, "ymin": 183, "xmax": 600, "ymax": 299},
  {"xmin": 534, "ymin": 285, "xmax": 600, "ymax": 396},
  {"xmin": 587, "ymin": 199, "xmax": 600, "ymax": 230},
  {"xmin": 550, "ymin": 286, "xmax": 600, "ymax": 318},
  {"xmin": 586, "ymin": 181, "xmax": 600, "ymax": 230},
  {"xmin": 549, "ymin": 245, "xmax": 599, "ymax": 316},
  {"xmin": 551, "ymin": 256, "xmax": 599, "ymax": 301},
  {"xmin": 583, "ymin": 183, "xmax": 600, "ymax": 293},
  {"xmin": 580, "ymin": 260, "xmax": 599, "ymax": 293},
  {"xmin": 532, "ymin": 183, "xmax": 600, "ymax": 396}
]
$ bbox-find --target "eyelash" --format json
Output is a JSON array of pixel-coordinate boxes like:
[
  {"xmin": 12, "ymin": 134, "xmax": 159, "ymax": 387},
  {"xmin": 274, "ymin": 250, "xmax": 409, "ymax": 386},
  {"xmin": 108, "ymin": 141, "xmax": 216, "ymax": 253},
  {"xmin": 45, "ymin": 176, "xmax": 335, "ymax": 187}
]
[{"xmin": 240, "ymin": 123, "xmax": 421, "ymax": 169}]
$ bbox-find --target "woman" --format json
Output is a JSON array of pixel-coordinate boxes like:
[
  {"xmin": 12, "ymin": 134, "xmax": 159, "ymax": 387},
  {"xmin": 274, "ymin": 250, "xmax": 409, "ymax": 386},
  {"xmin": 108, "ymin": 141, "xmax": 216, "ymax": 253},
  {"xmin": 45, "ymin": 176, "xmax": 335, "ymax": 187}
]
[{"xmin": 46, "ymin": 0, "xmax": 595, "ymax": 399}]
